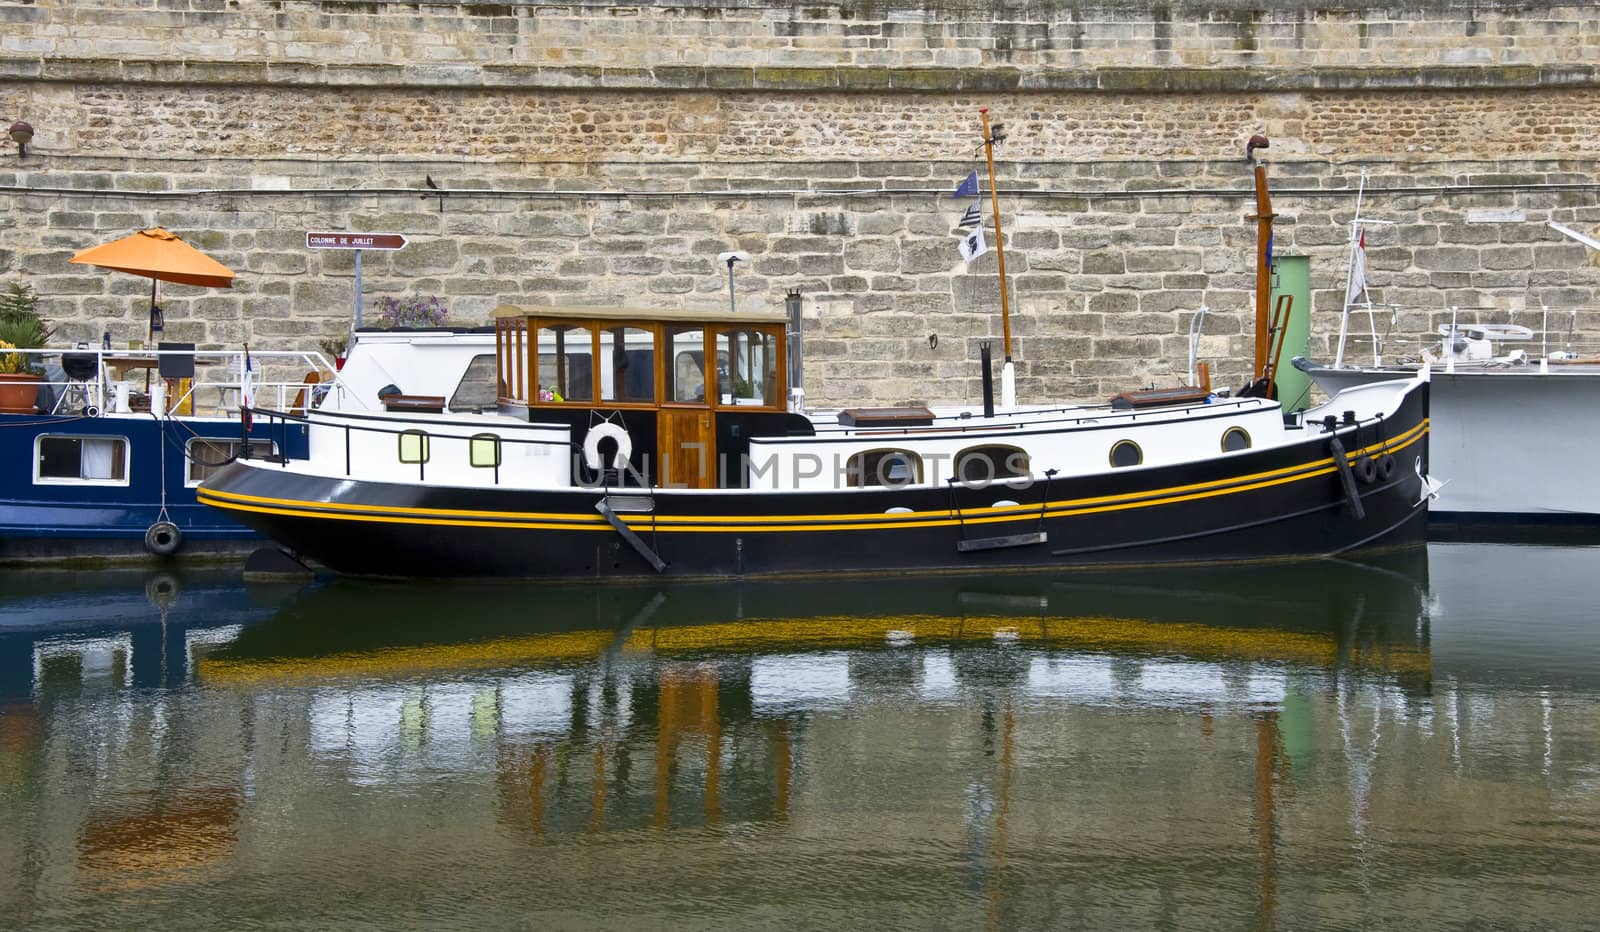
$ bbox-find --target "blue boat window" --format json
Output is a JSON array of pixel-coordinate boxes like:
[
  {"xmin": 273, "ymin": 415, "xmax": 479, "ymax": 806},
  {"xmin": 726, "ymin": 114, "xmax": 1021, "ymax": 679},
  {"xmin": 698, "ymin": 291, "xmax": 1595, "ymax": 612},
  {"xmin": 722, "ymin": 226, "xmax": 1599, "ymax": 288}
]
[
  {"xmin": 35, "ymin": 435, "xmax": 129, "ymax": 484},
  {"xmin": 469, "ymin": 433, "xmax": 501, "ymax": 469},
  {"xmin": 399, "ymin": 430, "xmax": 430, "ymax": 464},
  {"xmin": 847, "ymin": 448, "xmax": 923, "ymax": 488},
  {"xmin": 186, "ymin": 438, "xmax": 275, "ymax": 485},
  {"xmin": 1109, "ymin": 439, "xmax": 1143, "ymax": 468},
  {"xmin": 1221, "ymin": 426, "xmax": 1252, "ymax": 452}
]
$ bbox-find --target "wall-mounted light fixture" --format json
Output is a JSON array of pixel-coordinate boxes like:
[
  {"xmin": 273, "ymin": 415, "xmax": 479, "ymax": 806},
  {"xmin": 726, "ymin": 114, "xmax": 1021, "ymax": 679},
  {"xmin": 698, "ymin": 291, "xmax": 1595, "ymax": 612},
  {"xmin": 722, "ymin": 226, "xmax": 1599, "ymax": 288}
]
[
  {"xmin": 8, "ymin": 121, "xmax": 33, "ymax": 159},
  {"xmin": 717, "ymin": 251, "xmax": 750, "ymax": 311}
]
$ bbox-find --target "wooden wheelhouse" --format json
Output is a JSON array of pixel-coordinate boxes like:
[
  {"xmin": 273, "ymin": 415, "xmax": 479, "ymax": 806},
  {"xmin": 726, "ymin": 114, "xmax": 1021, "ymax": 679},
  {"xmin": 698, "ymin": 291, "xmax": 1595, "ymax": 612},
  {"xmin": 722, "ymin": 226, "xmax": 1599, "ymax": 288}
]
[{"xmin": 493, "ymin": 305, "xmax": 798, "ymax": 488}]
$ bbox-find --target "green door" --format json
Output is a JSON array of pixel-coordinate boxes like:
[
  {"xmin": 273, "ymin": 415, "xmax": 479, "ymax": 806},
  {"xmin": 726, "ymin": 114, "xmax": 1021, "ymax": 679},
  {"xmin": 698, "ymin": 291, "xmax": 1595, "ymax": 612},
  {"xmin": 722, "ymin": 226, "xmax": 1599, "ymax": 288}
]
[{"xmin": 1271, "ymin": 255, "xmax": 1312, "ymax": 412}]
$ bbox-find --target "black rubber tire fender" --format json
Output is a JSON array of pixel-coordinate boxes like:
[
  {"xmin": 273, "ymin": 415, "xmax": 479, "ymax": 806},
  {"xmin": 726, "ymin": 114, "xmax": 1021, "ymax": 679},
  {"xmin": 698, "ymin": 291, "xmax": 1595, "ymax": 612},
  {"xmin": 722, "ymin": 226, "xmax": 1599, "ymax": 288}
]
[{"xmin": 144, "ymin": 521, "xmax": 183, "ymax": 557}]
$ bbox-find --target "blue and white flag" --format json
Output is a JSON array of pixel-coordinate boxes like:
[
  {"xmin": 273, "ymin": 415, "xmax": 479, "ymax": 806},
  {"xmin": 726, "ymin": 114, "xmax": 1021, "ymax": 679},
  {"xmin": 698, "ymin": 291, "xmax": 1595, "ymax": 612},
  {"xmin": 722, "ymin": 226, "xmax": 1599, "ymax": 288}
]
[
  {"xmin": 952, "ymin": 171, "xmax": 979, "ymax": 199},
  {"xmin": 957, "ymin": 203, "xmax": 982, "ymax": 229},
  {"xmin": 957, "ymin": 226, "xmax": 988, "ymax": 262}
]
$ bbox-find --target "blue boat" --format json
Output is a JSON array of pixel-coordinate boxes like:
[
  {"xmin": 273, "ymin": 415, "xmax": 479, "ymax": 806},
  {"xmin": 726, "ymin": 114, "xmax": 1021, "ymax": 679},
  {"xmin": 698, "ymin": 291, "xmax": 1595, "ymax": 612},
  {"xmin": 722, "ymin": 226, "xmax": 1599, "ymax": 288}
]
[
  {"xmin": 0, "ymin": 344, "xmax": 318, "ymax": 562},
  {"xmin": 1, "ymin": 332, "xmax": 501, "ymax": 564}
]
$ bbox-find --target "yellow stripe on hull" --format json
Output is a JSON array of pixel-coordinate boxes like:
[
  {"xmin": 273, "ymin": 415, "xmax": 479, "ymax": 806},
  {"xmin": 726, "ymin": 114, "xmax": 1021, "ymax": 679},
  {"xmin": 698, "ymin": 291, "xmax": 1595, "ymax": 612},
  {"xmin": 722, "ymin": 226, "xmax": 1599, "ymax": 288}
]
[{"xmin": 197, "ymin": 421, "xmax": 1428, "ymax": 536}]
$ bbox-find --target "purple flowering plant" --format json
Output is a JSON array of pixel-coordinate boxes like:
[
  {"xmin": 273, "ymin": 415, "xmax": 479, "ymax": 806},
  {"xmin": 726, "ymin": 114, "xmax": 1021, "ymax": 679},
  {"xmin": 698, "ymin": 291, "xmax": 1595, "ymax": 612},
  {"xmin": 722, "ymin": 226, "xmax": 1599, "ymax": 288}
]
[{"xmin": 376, "ymin": 294, "xmax": 449, "ymax": 329}]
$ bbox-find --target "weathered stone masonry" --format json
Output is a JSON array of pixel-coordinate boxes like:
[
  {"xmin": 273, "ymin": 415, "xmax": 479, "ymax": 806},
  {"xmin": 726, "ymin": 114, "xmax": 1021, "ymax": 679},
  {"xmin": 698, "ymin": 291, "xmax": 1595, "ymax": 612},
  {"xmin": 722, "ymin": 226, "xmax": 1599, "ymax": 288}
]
[{"xmin": 2, "ymin": 0, "xmax": 1598, "ymax": 403}]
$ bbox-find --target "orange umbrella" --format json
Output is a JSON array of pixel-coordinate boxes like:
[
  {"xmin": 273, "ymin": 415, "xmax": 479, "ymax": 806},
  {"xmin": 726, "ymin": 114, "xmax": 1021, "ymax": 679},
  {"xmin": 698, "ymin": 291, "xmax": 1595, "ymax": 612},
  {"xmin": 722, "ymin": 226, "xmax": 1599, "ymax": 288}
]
[{"xmin": 70, "ymin": 227, "xmax": 235, "ymax": 341}]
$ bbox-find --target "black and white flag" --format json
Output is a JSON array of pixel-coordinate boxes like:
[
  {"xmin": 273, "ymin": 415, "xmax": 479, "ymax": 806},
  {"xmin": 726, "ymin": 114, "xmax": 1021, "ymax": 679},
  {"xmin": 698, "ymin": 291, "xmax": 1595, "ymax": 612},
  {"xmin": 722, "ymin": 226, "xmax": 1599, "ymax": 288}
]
[
  {"xmin": 957, "ymin": 203, "xmax": 982, "ymax": 229},
  {"xmin": 957, "ymin": 226, "xmax": 988, "ymax": 262}
]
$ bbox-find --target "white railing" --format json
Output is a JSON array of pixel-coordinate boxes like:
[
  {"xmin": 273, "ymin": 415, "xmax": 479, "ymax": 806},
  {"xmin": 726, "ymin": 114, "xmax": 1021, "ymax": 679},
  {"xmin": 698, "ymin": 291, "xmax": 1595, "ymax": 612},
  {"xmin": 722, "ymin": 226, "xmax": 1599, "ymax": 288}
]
[
  {"xmin": 1329, "ymin": 305, "xmax": 1600, "ymax": 371},
  {"xmin": 2, "ymin": 346, "xmax": 336, "ymax": 418}
]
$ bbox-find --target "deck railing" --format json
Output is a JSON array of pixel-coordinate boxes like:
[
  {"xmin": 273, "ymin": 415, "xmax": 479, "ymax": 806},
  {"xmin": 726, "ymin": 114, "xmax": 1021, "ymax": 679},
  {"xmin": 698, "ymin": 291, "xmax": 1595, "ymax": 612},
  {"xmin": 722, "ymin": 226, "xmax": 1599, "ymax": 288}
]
[
  {"xmin": 3, "ymin": 346, "xmax": 335, "ymax": 418},
  {"xmin": 1331, "ymin": 304, "xmax": 1600, "ymax": 369}
]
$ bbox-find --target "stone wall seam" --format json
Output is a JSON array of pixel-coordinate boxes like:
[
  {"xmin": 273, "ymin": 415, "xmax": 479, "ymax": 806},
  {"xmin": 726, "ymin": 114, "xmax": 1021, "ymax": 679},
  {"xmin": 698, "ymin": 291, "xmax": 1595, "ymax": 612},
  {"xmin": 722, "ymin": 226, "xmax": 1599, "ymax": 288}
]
[{"xmin": 12, "ymin": 56, "xmax": 1600, "ymax": 93}]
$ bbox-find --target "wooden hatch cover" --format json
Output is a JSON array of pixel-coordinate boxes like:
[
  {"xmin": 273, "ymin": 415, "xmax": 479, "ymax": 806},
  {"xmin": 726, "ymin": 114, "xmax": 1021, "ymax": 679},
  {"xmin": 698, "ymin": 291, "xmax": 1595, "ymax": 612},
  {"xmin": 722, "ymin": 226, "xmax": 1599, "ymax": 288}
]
[
  {"xmin": 837, "ymin": 406, "xmax": 935, "ymax": 427},
  {"xmin": 1108, "ymin": 386, "xmax": 1212, "ymax": 410}
]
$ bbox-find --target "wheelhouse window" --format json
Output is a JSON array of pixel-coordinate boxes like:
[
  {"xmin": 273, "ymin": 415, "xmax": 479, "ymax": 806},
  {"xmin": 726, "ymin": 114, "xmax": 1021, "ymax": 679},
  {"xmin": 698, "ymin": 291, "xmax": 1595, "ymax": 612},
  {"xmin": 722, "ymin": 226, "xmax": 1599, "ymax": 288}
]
[
  {"xmin": 399, "ymin": 430, "xmax": 431, "ymax": 464},
  {"xmin": 536, "ymin": 323, "xmax": 594, "ymax": 403},
  {"xmin": 497, "ymin": 316, "xmax": 529, "ymax": 403},
  {"xmin": 599, "ymin": 326, "xmax": 655, "ymax": 404},
  {"xmin": 665, "ymin": 326, "xmax": 707, "ymax": 404},
  {"xmin": 847, "ymin": 449, "xmax": 923, "ymax": 488},
  {"xmin": 955, "ymin": 445, "xmax": 1030, "ymax": 485},
  {"xmin": 449, "ymin": 354, "xmax": 499, "ymax": 412},
  {"xmin": 1109, "ymin": 440, "xmax": 1143, "ymax": 468},
  {"xmin": 35, "ymin": 435, "xmax": 129, "ymax": 484},
  {"xmin": 186, "ymin": 438, "xmax": 276, "ymax": 485},
  {"xmin": 714, "ymin": 328, "xmax": 778, "ymax": 407}
]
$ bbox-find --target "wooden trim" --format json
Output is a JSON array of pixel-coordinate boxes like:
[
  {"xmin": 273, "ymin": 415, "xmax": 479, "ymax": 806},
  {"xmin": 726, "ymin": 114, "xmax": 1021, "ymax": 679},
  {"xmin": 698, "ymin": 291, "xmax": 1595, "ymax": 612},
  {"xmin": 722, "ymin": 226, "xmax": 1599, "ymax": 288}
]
[{"xmin": 494, "ymin": 304, "xmax": 789, "ymax": 326}]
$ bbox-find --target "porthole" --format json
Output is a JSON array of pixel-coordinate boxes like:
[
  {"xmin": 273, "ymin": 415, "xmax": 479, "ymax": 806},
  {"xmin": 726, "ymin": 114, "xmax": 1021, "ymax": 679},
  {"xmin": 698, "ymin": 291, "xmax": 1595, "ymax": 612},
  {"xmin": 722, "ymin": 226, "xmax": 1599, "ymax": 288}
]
[
  {"xmin": 399, "ymin": 429, "xmax": 431, "ymax": 464},
  {"xmin": 1221, "ymin": 426, "xmax": 1252, "ymax": 452},
  {"xmin": 1109, "ymin": 439, "xmax": 1143, "ymax": 468},
  {"xmin": 954, "ymin": 444, "xmax": 1029, "ymax": 485},
  {"xmin": 847, "ymin": 448, "xmax": 923, "ymax": 488}
]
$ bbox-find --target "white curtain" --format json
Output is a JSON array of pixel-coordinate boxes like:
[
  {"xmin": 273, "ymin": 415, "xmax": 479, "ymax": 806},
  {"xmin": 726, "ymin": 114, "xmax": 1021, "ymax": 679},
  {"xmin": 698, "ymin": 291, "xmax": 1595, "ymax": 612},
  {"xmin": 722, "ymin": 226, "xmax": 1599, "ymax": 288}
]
[{"xmin": 80, "ymin": 438, "xmax": 118, "ymax": 479}]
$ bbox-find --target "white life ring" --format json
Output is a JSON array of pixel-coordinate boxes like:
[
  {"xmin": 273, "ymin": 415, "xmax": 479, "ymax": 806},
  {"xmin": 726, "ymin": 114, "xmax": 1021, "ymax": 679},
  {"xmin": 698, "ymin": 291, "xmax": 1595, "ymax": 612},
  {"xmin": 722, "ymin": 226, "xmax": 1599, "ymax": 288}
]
[{"xmin": 582, "ymin": 422, "xmax": 633, "ymax": 471}]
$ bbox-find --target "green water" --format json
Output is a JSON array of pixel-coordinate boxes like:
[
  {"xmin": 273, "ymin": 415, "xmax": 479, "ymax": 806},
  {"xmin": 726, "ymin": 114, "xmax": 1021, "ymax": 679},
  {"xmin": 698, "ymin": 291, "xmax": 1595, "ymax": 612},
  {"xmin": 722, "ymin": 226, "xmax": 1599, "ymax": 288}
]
[{"xmin": 2, "ymin": 543, "xmax": 1598, "ymax": 929}]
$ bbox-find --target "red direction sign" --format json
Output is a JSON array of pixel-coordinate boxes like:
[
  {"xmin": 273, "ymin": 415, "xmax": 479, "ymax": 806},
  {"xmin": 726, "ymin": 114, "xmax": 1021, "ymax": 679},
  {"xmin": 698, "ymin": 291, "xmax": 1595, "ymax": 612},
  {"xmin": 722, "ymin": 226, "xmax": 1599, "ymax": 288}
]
[{"xmin": 306, "ymin": 232, "xmax": 408, "ymax": 250}]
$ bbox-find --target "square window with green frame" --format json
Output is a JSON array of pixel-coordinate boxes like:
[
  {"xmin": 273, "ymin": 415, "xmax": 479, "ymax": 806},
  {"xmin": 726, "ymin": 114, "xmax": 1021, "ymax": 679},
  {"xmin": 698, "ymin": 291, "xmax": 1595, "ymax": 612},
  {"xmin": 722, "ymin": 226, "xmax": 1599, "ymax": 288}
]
[
  {"xmin": 399, "ymin": 429, "xmax": 431, "ymax": 464},
  {"xmin": 469, "ymin": 433, "xmax": 501, "ymax": 469}
]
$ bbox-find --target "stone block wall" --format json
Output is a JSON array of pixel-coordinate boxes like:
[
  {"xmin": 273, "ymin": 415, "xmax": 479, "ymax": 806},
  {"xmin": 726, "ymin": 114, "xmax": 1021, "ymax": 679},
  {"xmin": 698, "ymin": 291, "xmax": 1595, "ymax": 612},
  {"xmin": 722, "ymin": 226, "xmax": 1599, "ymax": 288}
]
[{"xmin": 2, "ymin": 0, "xmax": 1599, "ymax": 404}]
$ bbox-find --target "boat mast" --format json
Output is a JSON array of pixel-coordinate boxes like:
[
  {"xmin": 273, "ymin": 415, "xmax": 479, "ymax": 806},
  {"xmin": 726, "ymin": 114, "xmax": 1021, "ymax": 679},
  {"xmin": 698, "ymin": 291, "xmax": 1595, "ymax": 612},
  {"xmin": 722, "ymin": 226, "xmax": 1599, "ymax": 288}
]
[
  {"xmin": 1247, "ymin": 135, "xmax": 1275, "ymax": 388},
  {"xmin": 1336, "ymin": 169, "xmax": 1368, "ymax": 369},
  {"xmin": 979, "ymin": 108, "xmax": 1015, "ymax": 408}
]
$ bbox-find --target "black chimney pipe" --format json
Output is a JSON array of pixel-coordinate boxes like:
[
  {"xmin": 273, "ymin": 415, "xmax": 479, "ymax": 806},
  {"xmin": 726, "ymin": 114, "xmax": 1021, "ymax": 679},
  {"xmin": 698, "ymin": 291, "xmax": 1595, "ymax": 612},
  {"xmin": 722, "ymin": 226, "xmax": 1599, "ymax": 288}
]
[
  {"xmin": 980, "ymin": 341, "xmax": 995, "ymax": 418},
  {"xmin": 784, "ymin": 289, "xmax": 803, "ymax": 407}
]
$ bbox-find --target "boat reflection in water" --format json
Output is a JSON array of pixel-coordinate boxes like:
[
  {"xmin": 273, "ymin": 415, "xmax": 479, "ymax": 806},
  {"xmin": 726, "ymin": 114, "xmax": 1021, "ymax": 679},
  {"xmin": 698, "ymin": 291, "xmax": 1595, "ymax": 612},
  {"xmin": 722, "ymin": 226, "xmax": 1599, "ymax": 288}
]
[
  {"xmin": 5, "ymin": 547, "xmax": 1599, "ymax": 927},
  {"xmin": 196, "ymin": 554, "xmax": 1432, "ymax": 829},
  {"xmin": 0, "ymin": 567, "xmax": 280, "ymax": 699}
]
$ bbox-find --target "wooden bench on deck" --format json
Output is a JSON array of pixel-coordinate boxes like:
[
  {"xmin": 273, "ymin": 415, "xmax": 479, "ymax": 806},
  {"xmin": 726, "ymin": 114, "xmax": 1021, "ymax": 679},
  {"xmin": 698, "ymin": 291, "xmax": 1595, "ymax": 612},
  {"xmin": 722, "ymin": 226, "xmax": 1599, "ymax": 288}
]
[{"xmin": 381, "ymin": 393, "xmax": 448, "ymax": 414}]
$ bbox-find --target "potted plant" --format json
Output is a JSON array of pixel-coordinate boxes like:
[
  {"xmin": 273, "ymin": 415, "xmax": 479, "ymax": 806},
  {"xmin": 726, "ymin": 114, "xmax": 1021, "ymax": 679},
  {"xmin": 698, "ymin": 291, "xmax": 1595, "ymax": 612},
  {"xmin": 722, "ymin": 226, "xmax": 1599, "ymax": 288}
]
[
  {"xmin": 0, "ymin": 282, "xmax": 50, "ymax": 413},
  {"xmin": 319, "ymin": 333, "xmax": 350, "ymax": 370}
]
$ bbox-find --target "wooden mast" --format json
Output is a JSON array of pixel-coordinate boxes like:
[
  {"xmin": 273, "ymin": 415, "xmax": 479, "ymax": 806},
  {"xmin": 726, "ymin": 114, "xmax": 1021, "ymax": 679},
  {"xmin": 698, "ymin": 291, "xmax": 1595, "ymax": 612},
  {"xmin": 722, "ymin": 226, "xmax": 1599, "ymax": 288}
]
[
  {"xmin": 979, "ymin": 108, "xmax": 1012, "ymax": 362},
  {"xmin": 1247, "ymin": 134, "xmax": 1275, "ymax": 387}
]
